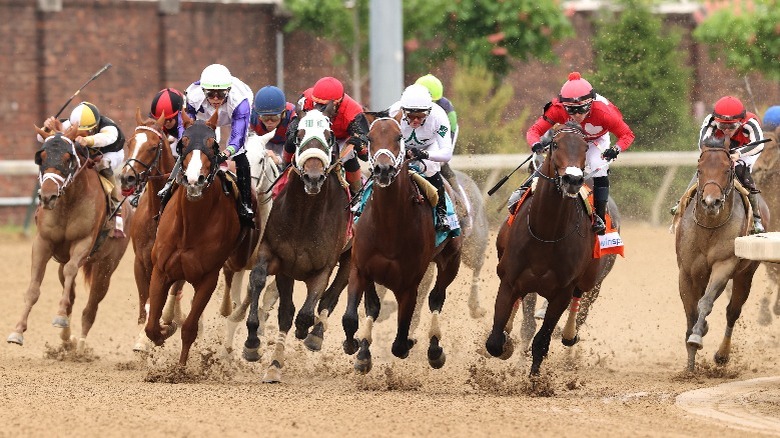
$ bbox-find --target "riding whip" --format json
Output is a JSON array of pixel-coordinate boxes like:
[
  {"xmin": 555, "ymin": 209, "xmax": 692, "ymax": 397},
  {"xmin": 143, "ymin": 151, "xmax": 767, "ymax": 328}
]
[
  {"xmin": 53, "ymin": 63, "xmax": 113, "ymax": 118},
  {"xmin": 487, "ymin": 153, "xmax": 536, "ymax": 196},
  {"xmin": 736, "ymin": 138, "xmax": 771, "ymax": 156},
  {"xmin": 743, "ymin": 76, "xmax": 760, "ymax": 116}
]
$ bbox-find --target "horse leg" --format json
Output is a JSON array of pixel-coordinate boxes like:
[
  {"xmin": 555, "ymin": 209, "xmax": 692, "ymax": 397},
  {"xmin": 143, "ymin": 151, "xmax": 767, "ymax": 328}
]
[
  {"xmin": 715, "ymin": 268, "xmax": 757, "ymax": 365},
  {"xmin": 263, "ymin": 274, "xmax": 295, "ymax": 383},
  {"xmin": 77, "ymin": 259, "xmax": 117, "ymax": 352},
  {"xmin": 391, "ymin": 286, "xmax": 418, "ymax": 359},
  {"xmin": 165, "ymin": 280, "xmax": 186, "ymax": 326},
  {"xmin": 355, "ymin": 282, "xmax": 380, "ymax": 374},
  {"xmin": 530, "ymin": 292, "xmax": 570, "ymax": 376},
  {"xmin": 342, "ymin": 268, "xmax": 367, "ymax": 355},
  {"xmin": 178, "ymin": 270, "xmax": 220, "ymax": 367},
  {"xmin": 687, "ymin": 264, "xmax": 734, "ymax": 351},
  {"xmin": 425, "ymin": 250, "xmax": 460, "ymax": 369},
  {"xmin": 560, "ymin": 288, "xmax": 583, "ymax": 346},
  {"xmin": 7, "ymin": 237, "xmax": 52, "ymax": 346},
  {"xmin": 761, "ymin": 263, "xmax": 780, "ymax": 324},
  {"xmin": 678, "ymin": 271, "xmax": 700, "ymax": 372},
  {"xmin": 577, "ymin": 255, "xmax": 616, "ymax": 329},
  {"xmin": 467, "ymin": 257, "xmax": 487, "ymax": 319},
  {"xmin": 244, "ymin": 256, "xmax": 269, "ymax": 362},
  {"xmin": 54, "ymin": 244, "xmax": 88, "ymax": 331},
  {"xmin": 409, "ymin": 264, "xmax": 435, "ymax": 337},
  {"xmin": 294, "ymin": 272, "xmax": 329, "ymax": 340},
  {"xmin": 144, "ymin": 267, "xmax": 177, "ymax": 347},
  {"xmin": 221, "ymin": 270, "xmax": 243, "ymax": 357},
  {"xmin": 132, "ymin": 256, "xmax": 153, "ymax": 352},
  {"xmin": 519, "ymin": 294, "xmax": 536, "ymax": 353},
  {"xmin": 485, "ymin": 278, "xmax": 519, "ymax": 359},
  {"xmin": 305, "ymin": 251, "xmax": 351, "ymax": 352}
]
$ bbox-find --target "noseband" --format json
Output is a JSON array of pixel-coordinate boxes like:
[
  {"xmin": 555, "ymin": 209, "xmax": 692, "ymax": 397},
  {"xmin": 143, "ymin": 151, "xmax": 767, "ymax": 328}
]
[
  {"xmin": 122, "ymin": 125, "xmax": 165, "ymax": 185},
  {"xmin": 694, "ymin": 147, "xmax": 736, "ymax": 229},
  {"xmin": 535, "ymin": 125, "xmax": 586, "ymax": 198},
  {"xmin": 368, "ymin": 117, "xmax": 406, "ymax": 184}
]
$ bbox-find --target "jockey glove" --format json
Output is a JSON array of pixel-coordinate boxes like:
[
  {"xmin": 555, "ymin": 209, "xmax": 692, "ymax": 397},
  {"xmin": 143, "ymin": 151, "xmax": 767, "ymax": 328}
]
[
  {"xmin": 602, "ymin": 146, "xmax": 620, "ymax": 160},
  {"xmin": 216, "ymin": 150, "xmax": 230, "ymax": 164},
  {"xmin": 531, "ymin": 142, "xmax": 545, "ymax": 154},
  {"xmin": 408, "ymin": 148, "xmax": 429, "ymax": 160},
  {"xmin": 346, "ymin": 136, "xmax": 364, "ymax": 154}
]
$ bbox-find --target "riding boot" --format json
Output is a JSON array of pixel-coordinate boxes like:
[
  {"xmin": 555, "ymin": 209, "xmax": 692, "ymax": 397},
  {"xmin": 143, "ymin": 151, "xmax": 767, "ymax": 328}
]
[
  {"xmin": 748, "ymin": 192, "xmax": 765, "ymax": 234},
  {"xmin": 671, "ymin": 172, "xmax": 697, "ymax": 216},
  {"xmin": 236, "ymin": 162, "xmax": 256, "ymax": 228},
  {"xmin": 507, "ymin": 174, "xmax": 535, "ymax": 214},
  {"xmin": 441, "ymin": 162, "xmax": 458, "ymax": 191},
  {"xmin": 100, "ymin": 168, "xmax": 125, "ymax": 238},
  {"xmin": 429, "ymin": 173, "xmax": 450, "ymax": 232},
  {"xmin": 592, "ymin": 176, "xmax": 609, "ymax": 235},
  {"xmin": 158, "ymin": 155, "xmax": 183, "ymax": 214}
]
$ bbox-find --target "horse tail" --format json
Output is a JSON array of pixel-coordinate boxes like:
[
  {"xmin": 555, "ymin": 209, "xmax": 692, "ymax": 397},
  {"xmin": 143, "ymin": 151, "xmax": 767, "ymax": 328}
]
[{"xmin": 82, "ymin": 263, "xmax": 94, "ymax": 291}]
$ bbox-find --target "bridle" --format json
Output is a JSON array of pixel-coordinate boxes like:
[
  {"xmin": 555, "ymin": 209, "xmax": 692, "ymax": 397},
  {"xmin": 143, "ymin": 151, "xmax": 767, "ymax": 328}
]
[
  {"xmin": 367, "ymin": 117, "xmax": 406, "ymax": 186},
  {"xmin": 693, "ymin": 146, "xmax": 736, "ymax": 229},
  {"xmin": 122, "ymin": 125, "xmax": 167, "ymax": 187},
  {"xmin": 534, "ymin": 125, "xmax": 586, "ymax": 198},
  {"xmin": 293, "ymin": 110, "xmax": 335, "ymax": 177},
  {"xmin": 37, "ymin": 133, "xmax": 87, "ymax": 199},
  {"xmin": 252, "ymin": 151, "xmax": 281, "ymax": 205}
]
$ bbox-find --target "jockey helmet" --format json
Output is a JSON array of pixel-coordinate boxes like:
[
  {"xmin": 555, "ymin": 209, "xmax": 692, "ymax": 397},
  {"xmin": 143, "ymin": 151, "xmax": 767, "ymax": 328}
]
[
  {"xmin": 712, "ymin": 96, "xmax": 746, "ymax": 122},
  {"xmin": 400, "ymin": 84, "xmax": 433, "ymax": 112},
  {"xmin": 559, "ymin": 71, "xmax": 595, "ymax": 106},
  {"xmin": 764, "ymin": 105, "xmax": 780, "ymax": 131},
  {"xmin": 69, "ymin": 102, "xmax": 100, "ymax": 132},
  {"xmin": 200, "ymin": 64, "xmax": 233, "ymax": 90},
  {"xmin": 415, "ymin": 74, "xmax": 444, "ymax": 101},
  {"xmin": 253, "ymin": 86, "xmax": 286, "ymax": 115},
  {"xmin": 312, "ymin": 77, "xmax": 344, "ymax": 104},
  {"xmin": 150, "ymin": 88, "xmax": 183, "ymax": 120}
]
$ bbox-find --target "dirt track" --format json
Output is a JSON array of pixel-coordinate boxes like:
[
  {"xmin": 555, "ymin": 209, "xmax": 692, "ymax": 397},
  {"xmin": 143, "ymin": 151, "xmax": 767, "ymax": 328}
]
[{"xmin": 1, "ymin": 223, "xmax": 779, "ymax": 437}]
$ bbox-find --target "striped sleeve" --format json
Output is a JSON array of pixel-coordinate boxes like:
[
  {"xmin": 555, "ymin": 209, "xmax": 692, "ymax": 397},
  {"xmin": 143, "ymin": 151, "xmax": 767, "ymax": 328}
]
[
  {"xmin": 697, "ymin": 114, "xmax": 717, "ymax": 150},
  {"xmin": 740, "ymin": 118, "xmax": 764, "ymax": 157}
]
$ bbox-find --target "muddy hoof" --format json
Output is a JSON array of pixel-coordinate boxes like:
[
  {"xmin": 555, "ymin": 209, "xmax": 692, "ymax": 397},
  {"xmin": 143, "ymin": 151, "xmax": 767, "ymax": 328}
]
[
  {"xmin": 262, "ymin": 365, "xmax": 282, "ymax": 383},
  {"xmin": 6, "ymin": 332, "xmax": 23, "ymax": 346},
  {"xmin": 52, "ymin": 315, "xmax": 69, "ymax": 328},
  {"xmin": 561, "ymin": 334, "xmax": 579, "ymax": 347},
  {"xmin": 713, "ymin": 352, "xmax": 730, "ymax": 366},
  {"xmin": 243, "ymin": 346, "xmax": 261, "ymax": 362},
  {"xmin": 498, "ymin": 337, "xmax": 515, "ymax": 360},
  {"xmin": 686, "ymin": 334, "xmax": 703, "ymax": 350},
  {"xmin": 343, "ymin": 338, "xmax": 359, "ymax": 355},
  {"xmin": 303, "ymin": 333, "xmax": 323, "ymax": 352}
]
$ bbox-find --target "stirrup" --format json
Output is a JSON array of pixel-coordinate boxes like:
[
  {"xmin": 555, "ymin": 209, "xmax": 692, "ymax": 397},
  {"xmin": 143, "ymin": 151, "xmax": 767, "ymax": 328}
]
[
  {"xmin": 592, "ymin": 215, "xmax": 606, "ymax": 235},
  {"xmin": 435, "ymin": 211, "xmax": 451, "ymax": 232},
  {"xmin": 752, "ymin": 218, "xmax": 765, "ymax": 234},
  {"xmin": 670, "ymin": 204, "xmax": 679, "ymax": 216},
  {"xmin": 157, "ymin": 183, "xmax": 172, "ymax": 199}
]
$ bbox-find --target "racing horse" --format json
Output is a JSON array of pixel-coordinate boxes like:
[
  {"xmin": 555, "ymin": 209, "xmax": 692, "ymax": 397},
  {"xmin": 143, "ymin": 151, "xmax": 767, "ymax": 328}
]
[
  {"xmin": 342, "ymin": 112, "xmax": 462, "ymax": 374},
  {"xmin": 8, "ymin": 125, "xmax": 132, "ymax": 350},
  {"xmin": 144, "ymin": 111, "xmax": 260, "ymax": 367},
  {"xmin": 244, "ymin": 108, "xmax": 351, "ymax": 382},
  {"xmin": 120, "ymin": 109, "xmax": 186, "ymax": 353},
  {"xmin": 485, "ymin": 122, "xmax": 609, "ymax": 376},
  {"xmin": 676, "ymin": 136, "xmax": 768, "ymax": 372}
]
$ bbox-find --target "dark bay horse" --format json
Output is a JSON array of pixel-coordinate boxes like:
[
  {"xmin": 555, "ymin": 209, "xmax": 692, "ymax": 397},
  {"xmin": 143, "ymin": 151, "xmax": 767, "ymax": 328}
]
[
  {"xmin": 676, "ymin": 136, "xmax": 769, "ymax": 372},
  {"xmin": 342, "ymin": 113, "xmax": 462, "ymax": 374},
  {"xmin": 120, "ymin": 109, "xmax": 185, "ymax": 353},
  {"xmin": 8, "ymin": 125, "xmax": 132, "ymax": 351},
  {"xmin": 485, "ymin": 123, "xmax": 609, "ymax": 376},
  {"xmin": 244, "ymin": 109, "xmax": 351, "ymax": 382},
  {"xmin": 144, "ymin": 111, "xmax": 260, "ymax": 367}
]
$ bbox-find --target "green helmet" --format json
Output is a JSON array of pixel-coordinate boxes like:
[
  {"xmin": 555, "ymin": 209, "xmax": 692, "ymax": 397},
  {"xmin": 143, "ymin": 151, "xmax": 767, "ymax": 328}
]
[{"xmin": 415, "ymin": 74, "xmax": 443, "ymax": 101}]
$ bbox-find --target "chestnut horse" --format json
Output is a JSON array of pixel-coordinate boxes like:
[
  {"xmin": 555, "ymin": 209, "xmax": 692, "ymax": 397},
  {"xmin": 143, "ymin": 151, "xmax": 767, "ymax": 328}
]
[
  {"xmin": 676, "ymin": 136, "xmax": 769, "ymax": 372},
  {"xmin": 8, "ymin": 126, "xmax": 132, "ymax": 350},
  {"xmin": 120, "ymin": 109, "xmax": 186, "ymax": 353},
  {"xmin": 341, "ymin": 113, "xmax": 462, "ymax": 374},
  {"xmin": 485, "ymin": 122, "xmax": 609, "ymax": 376},
  {"xmin": 144, "ymin": 111, "xmax": 260, "ymax": 367}
]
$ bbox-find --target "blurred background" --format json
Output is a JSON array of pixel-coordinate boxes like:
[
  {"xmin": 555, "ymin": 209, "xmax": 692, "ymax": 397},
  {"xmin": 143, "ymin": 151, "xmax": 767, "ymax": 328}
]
[{"xmin": 1, "ymin": 0, "xmax": 778, "ymax": 229}]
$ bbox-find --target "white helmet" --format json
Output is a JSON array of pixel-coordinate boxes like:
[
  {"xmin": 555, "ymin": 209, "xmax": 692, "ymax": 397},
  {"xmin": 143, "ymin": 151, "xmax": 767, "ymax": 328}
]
[
  {"xmin": 400, "ymin": 84, "xmax": 433, "ymax": 111},
  {"xmin": 200, "ymin": 64, "xmax": 232, "ymax": 90}
]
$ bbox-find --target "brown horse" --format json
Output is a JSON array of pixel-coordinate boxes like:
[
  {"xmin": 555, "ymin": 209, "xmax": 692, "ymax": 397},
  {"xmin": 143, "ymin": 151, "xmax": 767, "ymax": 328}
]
[
  {"xmin": 751, "ymin": 126, "xmax": 780, "ymax": 325},
  {"xmin": 244, "ymin": 108, "xmax": 351, "ymax": 382},
  {"xmin": 120, "ymin": 109, "xmax": 186, "ymax": 353},
  {"xmin": 8, "ymin": 126, "xmax": 132, "ymax": 350},
  {"xmin": 144, "ymin": 111, "xmax": 259, "ymax": 367},
  {"xmin": 676, "ymin": 136, "xmax": 769, "ymax": 372},
  {"xmin": 341, "ymin": 113, "xmax": 462, "ymax": 373},
  {"xmin": 485, "ymin": 122, "xmax": 608, "ymax": 376}
]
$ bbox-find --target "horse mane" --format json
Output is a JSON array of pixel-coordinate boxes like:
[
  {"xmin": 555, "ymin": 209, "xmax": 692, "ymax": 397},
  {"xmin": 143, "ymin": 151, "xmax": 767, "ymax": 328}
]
[{"xmin": 702, "ymin": 136, "xmax": 725, "ymax": 150}]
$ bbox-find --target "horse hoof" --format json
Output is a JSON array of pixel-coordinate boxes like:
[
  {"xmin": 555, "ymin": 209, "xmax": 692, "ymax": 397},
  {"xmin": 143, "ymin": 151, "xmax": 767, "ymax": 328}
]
[
  {"xmin": 133, "ymin": 341, "xmax": 150, "ymax": 353},
  {"xmin": 343, "ymin": 338, "xmax": 359, "ymax": 355},
  {"xmin": 303, "ymin": 334, "xmax": 323, "ymax": 352},
  {"xmin": 687, "ymin": 334, "xmax": 704, "ymax": 350},
  {"xmin": 714, "ymin": 352, "xmax": 730, "ymax": 366},
  {"xmin": 162, "ymin": 322, "xmax": 178, "ymax": 340},
  {"xmin": 243, "ymin": 346, "xmax": 261, "ymax": 362},
  {"xmin": 52, "ymin": 315, "xmax": 69, "ymax": 328},
  {"xmin": 561, "ymin": 334, "xmax": 579, "ymax": 347},
  {"xmin": 77, "ymin": 338, "xmax": 86, "ymax": 352},
  {"xmin": 354, "ymin": 357, "xmax": 372, "ymax": 374},
  {"xmin": 428, "ymin": 350, "xmax": 446, "ymax": 369},
  {"xmin": 262, "ymin": 365, "xmax": 282, "ymax": 383},
  {"xmin": 6, "ymin": 332, "xmax": 23, "ymax": 346},
  {"xmin": 498, "ymin": 337, "xmax": 515, "ymax": 360},
  {"xmin": 294, "ymin": 327, "xmax": 308, "ymax": 340}
]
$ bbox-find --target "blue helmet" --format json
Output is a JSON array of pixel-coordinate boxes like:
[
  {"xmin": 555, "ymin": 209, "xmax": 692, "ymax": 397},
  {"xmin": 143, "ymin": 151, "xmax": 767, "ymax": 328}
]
[
  {"xmin": 763, "ymin": 105, "xmax": 780, "ymax": 131},
  {"xmin": 253, "ymin": 86, "xmax": 286, "ymax": 115}
]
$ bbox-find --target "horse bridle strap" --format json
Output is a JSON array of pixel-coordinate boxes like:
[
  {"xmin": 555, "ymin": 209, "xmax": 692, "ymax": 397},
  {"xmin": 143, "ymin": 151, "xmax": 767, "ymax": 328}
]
[
  {"xmin": 38, "ymin": 134, "xmax": 87, "ymax": 196},
  {"xmin": 368, "ymin": 117, "xmax": 406, "ymax": 175}
]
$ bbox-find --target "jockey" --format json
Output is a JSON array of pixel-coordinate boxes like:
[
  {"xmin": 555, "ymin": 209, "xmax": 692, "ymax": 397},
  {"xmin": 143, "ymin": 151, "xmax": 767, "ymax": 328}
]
[
  {"xmin": 40, "ymin": 101, "xmax": 127, "ymax": 237},
  {"xmin": 286, "ymin": 76, "xmax": 369, "ymax": 195},
  {"xmin": 698, "ymin": 96, "xmax": 765, "ymax": 233},
  {"xmin": 518, "ymin": 71, "xmax": 635, "ymax": 235},
  {"xmin": 389, "ymin": 84, "xmax": 454, "ymax": 232},
  {"xmin": 160, "ymin": 63, "xmax": 255, "ymax": 226},
  {"xmin": 149, "ymin": 87, "xmax": 185, "ymax": 158},
  {"xmin": 415, "ymin": 74, "xmax": 461, "ymax": 195},
  {"xmin": 250, "ymin": 85, "xmax": 297, "ymax": 159}
]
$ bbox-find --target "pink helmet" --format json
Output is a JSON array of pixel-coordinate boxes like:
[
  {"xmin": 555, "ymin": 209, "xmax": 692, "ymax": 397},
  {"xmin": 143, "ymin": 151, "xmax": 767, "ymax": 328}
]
[{"xmin": 559, "ymin": 72, "xmax": 595, "ymax": 105}]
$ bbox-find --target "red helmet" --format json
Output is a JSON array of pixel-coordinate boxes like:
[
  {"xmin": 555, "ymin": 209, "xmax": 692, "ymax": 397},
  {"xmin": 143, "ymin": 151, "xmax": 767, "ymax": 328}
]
[
  {"xmin": 712, "ymin": 96, "xmax": 746, "ymax": 122},
  {"xmin": 150, "ymin": 88, "xmax": 184, "ymax": 120},
  {"xmin": 559, "ymin": 72, "xmax": 595, "ymax": 105},
  {"xmin": 312, "ymin": 77, "xmax": 344, "ymax": 104}
]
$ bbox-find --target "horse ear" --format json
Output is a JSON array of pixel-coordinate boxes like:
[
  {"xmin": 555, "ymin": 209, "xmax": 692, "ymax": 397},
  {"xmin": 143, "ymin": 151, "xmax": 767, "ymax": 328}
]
[
  {"xmin": 135, "ymin": 107, "xmax": 143, "ymax": 126},
  {"xmin": 34, "ymin": 125, "xmax": 51, "ymax": 139},
  {"xmin": 182, "ymin": 111, "xmax": 193, "ymax": 128},
  {"xmin": 393, "ymin": 110, "xmax": 402, "ymax": 124},
  {"xmin": 205, "ymin": 110, "xmax": 219, "ymax": 130},
  {"xmin": 63, "ymin": 124, "xmax": 79, "ymax": 140},
  {"xmin": 156, "ymin": 112, "xmax": 166, "ymax": 127}
]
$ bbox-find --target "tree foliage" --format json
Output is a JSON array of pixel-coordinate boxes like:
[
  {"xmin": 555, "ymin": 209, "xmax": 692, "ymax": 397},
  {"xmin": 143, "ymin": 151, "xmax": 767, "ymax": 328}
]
[
  {"xmin": 590, "ymin": 0, "xmax": 696, "ymax": 151},
  {"xmin": 693, "ymin": 0, "xmax": 780, "ymax": 80}
]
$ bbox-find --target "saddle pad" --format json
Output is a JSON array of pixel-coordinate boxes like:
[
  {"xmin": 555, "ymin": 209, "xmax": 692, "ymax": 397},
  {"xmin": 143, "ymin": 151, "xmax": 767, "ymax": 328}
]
[
  {"xmin": 409, "ymin": 171, "xmax": 438, "ymax": 206},
  {"xmin": 99, "ymin": 174, "xmax": 114, "ymax": 195},
  {"xmin": 592, "ymin": 213, "xmax": 625, "ymax": 258}
]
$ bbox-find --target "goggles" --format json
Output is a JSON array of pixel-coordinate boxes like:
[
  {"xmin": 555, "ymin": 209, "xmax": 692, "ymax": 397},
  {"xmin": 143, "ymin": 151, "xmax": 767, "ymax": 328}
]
[
  {"xmin": 715, "ymin": 120, "xmax": 740, "ymax": 131},
  {"xmin": 260, "ymin": 114, "xmax": 282, "ymax": 123},
  {"xmin": 564, "ymin": 103, "xmax": 591, "ymax": 115},
  {"xmin": 205, "ymin": 89, "xmax": 229, "ymax": 100},
  {"xmin": 403, "ymin": 109, "xmax": 430, "ymax": 121}
]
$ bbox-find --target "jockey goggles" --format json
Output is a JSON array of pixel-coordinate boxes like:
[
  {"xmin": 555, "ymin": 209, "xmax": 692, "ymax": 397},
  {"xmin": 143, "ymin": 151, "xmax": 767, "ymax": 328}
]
[
  {"xmin": 403, "ymin": 109, "xmax": 430, "ymax": 121},
  {"xmin": 205, "ymin": 89, "xmax": 229, "ymax": 100},
  {"xmin": 260, "ymin": 114, "xmax": 281, "ymax": 122},
  {"xmin": 715, "ymin": 120, "xmax": 740, "ymax": 130},
  {"xmin": 564, "ymin": 102, "xmax": 591, "ymax": 115}
]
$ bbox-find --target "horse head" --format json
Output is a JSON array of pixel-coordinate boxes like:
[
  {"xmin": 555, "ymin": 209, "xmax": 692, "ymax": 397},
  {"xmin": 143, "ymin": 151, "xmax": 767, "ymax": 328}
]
[
  {"xmin": 540, "ymin": 122, "xmax": 588, "ymax": 197},
  {"xmin": 365, "ymin": 111, "xmax": 404, "ymax": 187},
  {"xmin": 245, "ymin": 129, "xmax": 281, "ymax": 195},
  {"xmin": 697, "ymin": 136, "xmax": 734, "ymax": 216},
  {"xmin": 293, "ymin": 109, "xmax": 333, "ymax": 195},
  {"xmin": 178, "ymin": 110, "xmax": 219, "ymax": 201},
  {"xmin": 33, "ymin": 124, "xmax": 82, "ymax": 209},
  {"xmin": 120, "ymin": 108, "xmax": 171, "ymax": 195}
]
